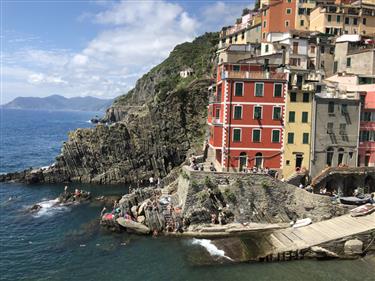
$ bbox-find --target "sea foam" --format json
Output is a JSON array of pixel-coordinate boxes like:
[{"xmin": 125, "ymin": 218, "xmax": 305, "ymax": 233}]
[{"xmin": 191, "ymin": 238, "xmax": 233, "ymax": 261}]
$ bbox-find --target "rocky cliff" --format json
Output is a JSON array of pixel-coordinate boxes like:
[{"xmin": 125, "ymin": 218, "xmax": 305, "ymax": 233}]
[{"xmin": 1, "ymin": 33, "xmax": 219, "ymax": 184}]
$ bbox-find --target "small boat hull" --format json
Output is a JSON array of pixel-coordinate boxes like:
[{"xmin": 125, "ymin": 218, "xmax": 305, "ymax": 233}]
[
  {"xmin": 292, "ymin": 218, "xmax": 312, "ymax": 228},
  {"xmin": 340, "ymin": 197, "xmax": 370, "ymax": 206},
  {"xmin": 116, "ymin": 217, "xmax": 150, "ymax": 235},
  {"xmin": 350, "ymin": 204, "xmax": 375, "ymax": 217}
]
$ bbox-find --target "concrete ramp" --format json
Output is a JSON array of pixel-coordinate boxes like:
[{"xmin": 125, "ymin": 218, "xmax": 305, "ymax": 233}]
[{"xmin": 265, "ymin": 212, "xmax": 375, "ymax": 255}]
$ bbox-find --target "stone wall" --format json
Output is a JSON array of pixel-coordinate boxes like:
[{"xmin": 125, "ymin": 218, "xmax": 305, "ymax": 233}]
[{"xmin": 177, "ymin": 166, "xmax": 347, "ymax": 225}]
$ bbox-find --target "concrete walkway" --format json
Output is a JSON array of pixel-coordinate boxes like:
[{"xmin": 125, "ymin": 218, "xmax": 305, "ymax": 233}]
[{"xmin": 265, "ymin": 212, "xmax": 375, "ymax": 254}]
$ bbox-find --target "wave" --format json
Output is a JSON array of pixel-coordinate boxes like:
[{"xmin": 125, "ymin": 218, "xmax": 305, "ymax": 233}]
[
  {"xmin": 191, "ymin": 238, "xmax": 233, "ymax": 261},
  {"xmin": 31, "ymin": 198, "xmax": 69, "ymax": 218}
]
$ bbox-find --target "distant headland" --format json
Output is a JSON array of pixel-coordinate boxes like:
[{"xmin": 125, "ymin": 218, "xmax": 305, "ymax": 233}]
[{"xmin": 1, "ymin": 94, "xmax": 114, "ymax": 112}]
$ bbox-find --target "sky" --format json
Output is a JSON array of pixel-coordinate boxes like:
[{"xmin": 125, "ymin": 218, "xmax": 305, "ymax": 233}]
[{"xmin": 1, "ymin": 0, "xmax": 254, "ymax": 104}]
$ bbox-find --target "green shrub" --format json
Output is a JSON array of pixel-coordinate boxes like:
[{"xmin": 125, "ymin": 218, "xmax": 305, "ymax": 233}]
[
  {"xmin": 181, "ymin": 171, "xmax": 190, "ymax": 180},
  {"xmin": 224, "ymin": 188, "xmax": 237, "ymax": 203},
  {"xmin": 196, "ymin": 190, "xmax": 209, "ymax": 203}
]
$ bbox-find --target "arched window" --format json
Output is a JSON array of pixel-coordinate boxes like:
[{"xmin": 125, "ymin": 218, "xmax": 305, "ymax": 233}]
[
  {"xmin": 326, "ymin": 147, "xmax": 334, "ymax": 166},
  {"xmin": 338, "ymin": 148, "xmax": 345, "ymax": 165},
  {"xmin": 239, "ymin": 152, "xmax": 247, "ymax": 171},
  {"xmin": 255, "ymin": 152, "xmax": 263, "ymax": 168}
]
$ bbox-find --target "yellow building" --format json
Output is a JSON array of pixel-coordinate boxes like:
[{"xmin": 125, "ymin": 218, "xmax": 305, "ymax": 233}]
[
  {"xmin": 309, "ymin": 2, "xmax": 375, "ymax": 36},
  {"xmin": 295, "ymin": 0, "xmax": 317, "ymax": 31},
  {"xmin": 218, "ymin": 12, "xmax": 262, "ymax": 49},
  {"xmin": 282, "ymin": 75, "xmax": 315, "ymax": 179}
]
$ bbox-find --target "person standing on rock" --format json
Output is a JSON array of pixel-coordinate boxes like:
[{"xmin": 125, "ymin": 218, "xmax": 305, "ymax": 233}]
[{"xmin": 149, "ymin": 176, "xmax": 154, "ymax": 187}]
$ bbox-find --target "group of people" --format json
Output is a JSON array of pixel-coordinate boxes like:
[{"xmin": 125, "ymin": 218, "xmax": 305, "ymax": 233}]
[
  {"xmin": 210, "ymin": 207, "xmax": 229, "ymax": 225},
  {"xmin": 61, "ymin": 186, "xmax": 90, "ymax": 203}
]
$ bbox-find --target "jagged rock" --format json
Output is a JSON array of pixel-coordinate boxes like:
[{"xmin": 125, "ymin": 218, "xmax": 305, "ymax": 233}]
[
  {"xmin": 344, "ymin": 239, "xmax": 363, "ymax": 255},
  {"xmin": 1, "ymin": 33, "xmax": 219, "ymax": 185}
]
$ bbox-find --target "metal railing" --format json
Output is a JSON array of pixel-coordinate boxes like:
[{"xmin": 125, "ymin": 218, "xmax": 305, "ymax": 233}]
[{"xmin": 222, "ymin": 71, "xmax": 287, "ymax": 80}]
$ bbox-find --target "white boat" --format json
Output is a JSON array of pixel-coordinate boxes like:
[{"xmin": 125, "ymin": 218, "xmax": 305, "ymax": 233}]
[
  {"xmin": 292, "ymin": 218, "xmax": 312, "ymax": 228},
  {"xmin": 350, "ymin": 204, "xmax": 375, "ymax": 217}
]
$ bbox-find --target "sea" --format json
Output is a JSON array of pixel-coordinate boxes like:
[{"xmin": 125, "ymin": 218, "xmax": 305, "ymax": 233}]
[{"xmin": 0, "ymin": 108, "xmax": 374, "ymax": 281}]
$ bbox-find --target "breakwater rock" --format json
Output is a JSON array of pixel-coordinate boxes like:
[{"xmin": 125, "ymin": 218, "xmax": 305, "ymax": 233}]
[{"xmin": 1, "ymin": 33, "xmax": 219, "ymax": 185}]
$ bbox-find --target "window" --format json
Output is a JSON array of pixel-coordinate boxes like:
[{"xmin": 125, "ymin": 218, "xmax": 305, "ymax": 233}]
[
  {"xmin": 274, "ymin": 84, "xmax": 282, "ymax": 97},
  {"xmin": 265, "ymin": 44, "xmax": 269, "ymax": 52},
  {"xmin": 272, "ymin": 130, "xmax": 280, "ymax": 143},
  {"xmin": 336, "ymin": 15, "xmax": 341, "ymax": 22},
  {"xmin": 273, "ymin": 106, "xmax": 282, "ymax": 120},
  {"xmin": 303, "ymin": 133, "xmax": 309, "ymax": 144},
  {"xmin": 285, "ymin": 20, "xmax": 289, "ymax": 27},
  {"xmin": 346, "ymin": 57, "xmax": 351, "ymax": 67},
  {"xmin": 341, "ymin": 104, "xmax": 348, "ymax": 114},
  {"xmin": 300, "ymin": 19, "xmax": 304, "ymax": 26},
  {"xmin": 287, "ymin": 133, "xmax": 294, "ymax": 144},
  {"xmin": 233, "ymin": 128, "xmax": 241, "ymax": 142},
  {"xmin": 233, "ymin": 65, "xmax": 240, "ymax": 72},
  {"xmin": 327, "ymin": 122, "xmax": 334, "ymax": 134},
  {"xmin": 339, "ymin": 123, "xmax": 346, "ymax": 135},
  {"xmin": 215, "ymin": 108, "xmax": 220, "ymax": 119},
  {"xmin": 263, "ymin": 21, "xmax": 267, "ymax": 28},
  {"xmin": 363, "ymin": 18, "xmax": 367, "ymax": 25},
  {"xmin": 234, "ymin": 106, "xmax": 242, "ymax": 119},
  {"xmin": 326, "ymin": 147, "xmax": 334, "ymax": 166},
  {"xmin": 293, "ymin": 42, "xmax": 299, "ymax": 54},
  {"xmin": 241, "ymin": 32, "xmax": 245, "ymax": 39},
  {"xmin": 320, "ymin": 46, "xmax": 325, "ymax": 53},
  {"xmin": 302, "ymin": 112, "xmax": 308, "ymax": 123},
  {"xmin": 254, "ymin": 106, "xmax": 262, "ymax": 119},
  {"xmin": 252, "ymin": 129, "xmax": 261, "ymax": 142},
  {"xmin": 345, "ymin": 17, "xmax": 350, "ymax": 25},
  {"xmin": 262, "ymin": 32, "xmax": 266, "ymax": 39},
  {"xmin": 328, "ymin": 15, "xmax": 332, "ymax": 22},
  {"xmin": 290, "ymin": 92, "xmax": 297, "ymax": 102},
  {"xmin": 234, "ymin": 82, "xmax": 243, "ymax": 96},
  {"xmin": 255, "ymin": 83, "xmax": 264, "ymax": 97},
  {"xmin": 328, "ymin": 101, "xmax": 335, "ymax": 114},
  {"xmin": 286, "ymin": 8, "xmax": 291, "ymax": 14},
  {"xmin": 303, "ymin": 92, "xmax": 309, "ymax": 102},
  {"xmin": 333, "ymin": 61, "xmax": 338, "ymax": 73},
  {"xmin": 353, "ymin": 18, "xmax": 358, "ymax": 25},
  {"xmin": 289, "ymin": 111, "xmax": 295, "ymax": 122}
]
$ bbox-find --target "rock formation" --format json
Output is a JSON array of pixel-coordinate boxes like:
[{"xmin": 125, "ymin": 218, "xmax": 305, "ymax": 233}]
[{"xmin": 1, "ymin": 33, "xmax": 219, "ymax": 184}]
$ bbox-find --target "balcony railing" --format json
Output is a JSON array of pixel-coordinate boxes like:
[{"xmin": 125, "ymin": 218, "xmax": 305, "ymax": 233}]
[
  {"xmin": 222, "ymin": 71, "xmax": 287, "ymax": 80},
  {"xmin": 209, "ymin": 95, "xmax": 222, "ymax": 103}
]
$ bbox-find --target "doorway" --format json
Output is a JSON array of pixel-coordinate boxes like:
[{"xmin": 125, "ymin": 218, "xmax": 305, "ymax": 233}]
[
  {"xmin": 295, "ymin": 154, "xmax": 303, "ymax": 170},
  {"xmin": 239, "ymin": 152, "xmax": 247, "ymax": 172}
]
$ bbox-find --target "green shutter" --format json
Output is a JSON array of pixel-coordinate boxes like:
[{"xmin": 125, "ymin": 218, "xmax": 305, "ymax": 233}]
[
  {"xmin": 233, "ymin": 129, "xmax": 241, "ymax": 142},
  {"xmin": 235, "ymin": 83, "xmax": 243, "ymax": 96},
  {"xmin": 234, "ymin": 106, "xmax": 242, "ymax": 119},
  {"xmin": 303, "ymin": 133, "xmax": 309, "ymax": 144},
  {"xmin": 253, "ymin": 129, "xmax": 261, "ymax": 142},
  {"xmin": 273, "ymin": 107, "xmax": 281, "ymax": 120},
  {"xmin": 289, "ymin": 133, "xmax": 294, "ymax": 143},
  {"xmin": 289, "ymin": 111, "xmax": 295, "ymax": 122},
  {"xmin": 254, "ymin": 107, "xmax": 262, "ymax": 119},
  {"xmin": 302, "ymin": 112, "xmax": 308, "ymax": 123},
  {"xmin": 274, "ymin": 84, "xmax": 282, "ymax": 97},
  {"xmin": 272, "ymin": 130, "xmax": 280, "ymax": 143},
  {"xmin": 255, "ymin": 83, "xmax": 263, "ymax": 96}
]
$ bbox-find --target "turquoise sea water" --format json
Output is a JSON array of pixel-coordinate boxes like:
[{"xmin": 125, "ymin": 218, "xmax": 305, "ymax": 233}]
[{"xmin": 0, "ymin": 109, "xmax": 374, "ymax": 281}]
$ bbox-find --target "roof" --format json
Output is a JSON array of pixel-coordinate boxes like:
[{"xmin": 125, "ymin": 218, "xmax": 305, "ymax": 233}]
[{"xmin": 336, "ymin": 34, "xmax": 361, "ymax": 43}]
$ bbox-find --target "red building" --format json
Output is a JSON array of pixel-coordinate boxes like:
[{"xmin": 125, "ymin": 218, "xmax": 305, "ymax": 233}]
[
  {"xmin": 208, "ymin": 63, "xmax": 288, "ymax": 172},
  {"xmin": 359, "ymin": 91, "xmax": 375, "ymax": 167}
]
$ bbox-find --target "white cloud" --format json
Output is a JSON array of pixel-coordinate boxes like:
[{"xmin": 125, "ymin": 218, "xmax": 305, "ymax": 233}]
[
  {"xmin": 27, "ymin": 73, "xmax": 67, "ymax": 85},
  {"xmin": 2, "ymin": 1, "xmax": 252, "ymax": 104}
]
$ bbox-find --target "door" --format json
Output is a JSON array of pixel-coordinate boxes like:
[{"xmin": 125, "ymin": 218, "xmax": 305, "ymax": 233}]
[
  {"xmin": 255, "ymin": 152, "xmax": 263, "ymax": 168},
  {"xmin": 295, "ymin": 154, "xmax": 303, "ymax": 169},
  {"xmin": 239, "ymin": 152, "xmax": 247, "ymax": 171}
]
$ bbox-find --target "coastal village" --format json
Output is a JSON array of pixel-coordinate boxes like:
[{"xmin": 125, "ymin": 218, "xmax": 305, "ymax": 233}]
[
  {"xmin": 99, "ymin": 0, "xmax": 375, "ymax": 262},
  {"xmin": 2, "ymin": 0, "xmax": 375, "ymax": 264}
]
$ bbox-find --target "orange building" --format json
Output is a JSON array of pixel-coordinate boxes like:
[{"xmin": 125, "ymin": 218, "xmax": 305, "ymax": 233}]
[{"xmin": 261, "ymin": 0, "xmax": 297, "ymax": 41}]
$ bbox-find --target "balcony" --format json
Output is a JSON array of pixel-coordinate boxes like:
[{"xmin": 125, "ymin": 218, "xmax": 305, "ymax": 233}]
[
  {"xmin": 209, "ymin": 95, "xmax": 222, "ymax": 104},
  {"xmin": 222, "ymin": 71, "xmax": 287, "ymax": 80},
  {"xmin": 302, "ymin": 83, "xmax": 315, "ymax": 91},
  {"xmin": 212, "ymin": 118, "xmax": 222, "ymax": 125}
]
